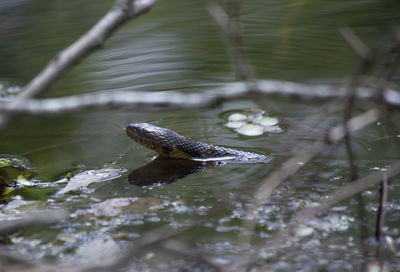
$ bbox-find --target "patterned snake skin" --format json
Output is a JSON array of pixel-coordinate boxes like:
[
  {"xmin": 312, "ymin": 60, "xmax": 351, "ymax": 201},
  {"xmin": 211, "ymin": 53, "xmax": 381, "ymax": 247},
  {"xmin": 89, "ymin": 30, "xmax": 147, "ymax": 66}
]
[{"xmin": 125, "ymin": 123, "xmax": 268, "ymax": 162}]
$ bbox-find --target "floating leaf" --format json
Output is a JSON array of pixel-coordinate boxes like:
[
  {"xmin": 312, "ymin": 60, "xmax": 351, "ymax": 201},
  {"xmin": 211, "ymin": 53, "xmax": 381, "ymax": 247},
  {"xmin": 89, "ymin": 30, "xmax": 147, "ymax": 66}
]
[
  {"xmin": 227, "ymin": 113, "xmax": 247, "ymax": 121},
  {"xmin": 225, "ymin": 110, "xmax": 283, "ymax": 136},
  {"xmin": 295, "ymin": 225, "xmax": 314, "ymax": 237},
  {"xmin": 237, "ymin": 124, "xmax": 264, "ymax": 136},
  {"xmin": 16, "ymin": 175, "xmax": 35, "ymax": 186},
  {"xmin": 56, "ymin": 168, "xmax": 125, "ymax": 195},
  {"xmin": 253, "ymin": 116, "xmax": 279, "ymax": 127},
  {"xmin": 225, "ymin": 121, "xmax": 246, "ymax": 129}
]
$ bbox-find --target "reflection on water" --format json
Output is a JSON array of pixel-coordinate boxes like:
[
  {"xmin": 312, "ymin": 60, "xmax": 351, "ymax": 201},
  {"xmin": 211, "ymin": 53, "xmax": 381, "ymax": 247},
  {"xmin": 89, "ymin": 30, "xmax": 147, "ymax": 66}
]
[{"xmin": 128, "ymin": 156, "xmax": 219, "ymax": 186}]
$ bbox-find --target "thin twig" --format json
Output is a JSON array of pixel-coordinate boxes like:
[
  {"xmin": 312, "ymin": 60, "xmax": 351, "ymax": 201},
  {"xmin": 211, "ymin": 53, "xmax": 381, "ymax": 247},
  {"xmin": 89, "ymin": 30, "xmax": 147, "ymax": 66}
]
[
  {"xmin": 343, "ymin": 86, "xmax": 359, "ymax": 181},
  {"xmin": 339, "ymin": 26, "xmax": 372, "ymax": 60},
  {"xmin": 208, "ymin": 2, "xmax": 256, "ymax": 88},
  {"xmin": 375, "ymin": 174, "xmax": 388, "ymax": 241},
  {"xmin": 340, "ymin": 26, "xmax": 374, "ymax": 182}
]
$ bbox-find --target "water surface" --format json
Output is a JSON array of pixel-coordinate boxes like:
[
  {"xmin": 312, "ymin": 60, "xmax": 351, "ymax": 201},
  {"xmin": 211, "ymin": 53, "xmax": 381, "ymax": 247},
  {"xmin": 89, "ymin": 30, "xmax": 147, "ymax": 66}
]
[{"xmin": 0, "ymin": 0, "xmax": 399, "ymax": 271}]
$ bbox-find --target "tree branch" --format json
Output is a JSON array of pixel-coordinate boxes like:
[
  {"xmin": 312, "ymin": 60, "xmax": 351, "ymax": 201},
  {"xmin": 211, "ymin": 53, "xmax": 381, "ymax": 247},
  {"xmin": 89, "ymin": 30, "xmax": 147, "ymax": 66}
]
[
  {"xmin": 0, "ymin": 0, "xmax": 159, "ymax": 131},
  {"xmin": 0, "ymin": 80, "xmax": 399, "ymax": 114}
]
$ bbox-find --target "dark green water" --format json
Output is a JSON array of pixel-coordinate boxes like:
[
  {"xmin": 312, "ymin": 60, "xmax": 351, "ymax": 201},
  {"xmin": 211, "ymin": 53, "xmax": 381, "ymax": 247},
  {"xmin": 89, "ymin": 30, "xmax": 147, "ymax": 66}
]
[{"xmin": 0, "ymin": 0, "xmax": 400, "ymax": 271}]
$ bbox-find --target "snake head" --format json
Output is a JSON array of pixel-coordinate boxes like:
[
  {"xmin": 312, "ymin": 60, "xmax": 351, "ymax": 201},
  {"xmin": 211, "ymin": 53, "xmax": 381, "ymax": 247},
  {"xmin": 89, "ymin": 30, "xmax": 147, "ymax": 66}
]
[
  {"xmin": 125, "ymin": 123, "xmax": 169, "ymax": 139},
  {"xmin": 125, "ymin": 123, "xmax": 174, "ymax": 155}
]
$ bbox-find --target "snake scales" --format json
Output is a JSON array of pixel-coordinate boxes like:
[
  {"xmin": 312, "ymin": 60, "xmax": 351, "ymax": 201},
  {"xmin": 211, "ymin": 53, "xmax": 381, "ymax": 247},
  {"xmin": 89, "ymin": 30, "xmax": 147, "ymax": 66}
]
[{"xmin": 125, "ymin": 123, "xmax": 268, "ymax": 162}]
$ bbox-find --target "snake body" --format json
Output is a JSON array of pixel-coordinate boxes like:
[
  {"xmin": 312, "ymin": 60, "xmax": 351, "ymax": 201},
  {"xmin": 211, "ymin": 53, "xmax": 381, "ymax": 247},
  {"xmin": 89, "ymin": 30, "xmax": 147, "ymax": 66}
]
[{"xmin": 125, "ymin": 123, "xmax": 268, "ymax": 162}]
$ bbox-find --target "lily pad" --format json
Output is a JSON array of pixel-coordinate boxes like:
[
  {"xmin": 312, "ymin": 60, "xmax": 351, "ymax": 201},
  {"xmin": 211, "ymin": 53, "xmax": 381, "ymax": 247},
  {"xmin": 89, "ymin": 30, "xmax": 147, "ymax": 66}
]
[
  {"xmin": 56, "ymin": 168, "xmax": 125, "ymax": 195},
  {"xmin": 253, "ymin": 116, "xmax": 279, "ymax": 127},
  {"xmin": 237, "ymin": 124, "xmax": 264, "ymax": 136},
  {"xmin": 227, "ymin": 113, "xmax": 247, "ymax": 121},
  {"xmin": 225, "ymin": 121, "xmax": 246, "ymax": 129},
  {"xmin": 224, "ymin": 110, "xmax": 282, "ymax": 136}
]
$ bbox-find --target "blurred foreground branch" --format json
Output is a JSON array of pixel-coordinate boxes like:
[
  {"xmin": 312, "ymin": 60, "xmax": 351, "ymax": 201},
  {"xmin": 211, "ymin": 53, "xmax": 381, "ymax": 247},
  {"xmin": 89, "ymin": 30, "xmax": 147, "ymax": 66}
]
[
  {"xmin": 0, "ymin": 0, "xmax": 158, "ymax": 131},
  {"xmin": 0, "ymin": 209, "xmax": 67, "ymax": 235},
  {"xmin": 295, "ymin": 162, "xmax": 399, "ymax": 222},
  {"xmin": 243, "ymin": 160, "xmax": 400, "ymax": 271},
  {"xmin": 238, "ymin": 108, "xmax": 380, "ymax": 257},
  {"xmin": 208, "ymin": 2, "xmax": 255, "ymax": 84},
  {"xmin": 0, "ymin": 80, "xmax": 399, "ymax": 114},
  {"xmin": 82, "ymin": 225, "xmax": 191, "ymax": 272}
]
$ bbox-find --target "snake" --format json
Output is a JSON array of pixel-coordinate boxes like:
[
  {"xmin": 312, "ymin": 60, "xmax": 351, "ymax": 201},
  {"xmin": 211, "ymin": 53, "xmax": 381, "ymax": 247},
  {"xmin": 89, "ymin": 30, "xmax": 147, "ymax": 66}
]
[{"xmin": 125, "ymin": 123, "xmax": 269, "ymax": 162}]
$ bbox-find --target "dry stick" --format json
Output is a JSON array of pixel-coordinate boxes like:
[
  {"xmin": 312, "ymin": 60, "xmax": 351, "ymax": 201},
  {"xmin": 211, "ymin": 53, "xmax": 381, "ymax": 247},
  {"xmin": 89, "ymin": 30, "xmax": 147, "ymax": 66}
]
[
  {"xmin": 340, "ymin": 27, "xmax": 372, "ymax": 264},
  {"xmin": 375, "ymin": 174, "xmax": 388, "ymax": 241},
  {"xmin": 0, "ymin": 0, "xmax": 159, "ymax": 132},
  {"xmin": 238, "ymin": 109, "xmax": 380, "ymax": 250},
  {"xmin": 339, "ymin": 26, "xmax": 372, "ymax": 60},
  {"xmin": 343, "ymin": 86, "xmax": 360, "ymax": 181},
  {"xmin": 375, "ymin": 174, "xmax": 388, "ymax": 272},
  {"xmin": 340, "ymin": 26, "xmax": 374, "ymax": 181}
]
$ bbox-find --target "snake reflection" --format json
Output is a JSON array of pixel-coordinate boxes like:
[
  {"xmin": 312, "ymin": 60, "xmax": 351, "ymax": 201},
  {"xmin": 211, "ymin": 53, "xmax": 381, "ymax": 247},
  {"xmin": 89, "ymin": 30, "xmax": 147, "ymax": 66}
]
[
  {"xmin": 128, "ymin": 156, "xmax": 220, "ymax": 187},
  {"xmin": 126, "ymin": 123, "xmax": 269, "ymax": 187}
]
